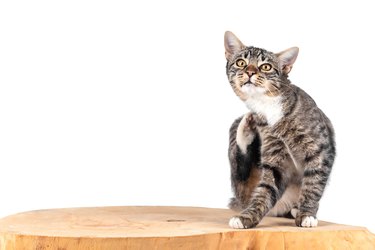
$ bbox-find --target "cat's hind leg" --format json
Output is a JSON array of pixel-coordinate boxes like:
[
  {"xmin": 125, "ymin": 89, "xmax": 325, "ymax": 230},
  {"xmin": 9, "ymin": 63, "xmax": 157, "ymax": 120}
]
[
  {"xmin": 267, "ymin": 183, "xmax": 300, "ymax": 218},
  {"xmin": 290, "ymin": 207, "xmax": 299, "ymax": 218}
]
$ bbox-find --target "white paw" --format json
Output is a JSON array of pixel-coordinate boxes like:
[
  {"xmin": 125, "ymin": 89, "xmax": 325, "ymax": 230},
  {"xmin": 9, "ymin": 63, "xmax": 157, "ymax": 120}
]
[
  {"xmin": 229, "ymin": 217, "xmax": 245, "ymax": 229},
  {"xmin": 301, "ymin": 216, "xmax": 318, "ymax": 227},
  {"xmin": 291, "ymin": 208, "xmax": 298, "ymax": 219},
  {"xmin": 236, "ymin": 114, "xmax": 255, "ymax": 154}
]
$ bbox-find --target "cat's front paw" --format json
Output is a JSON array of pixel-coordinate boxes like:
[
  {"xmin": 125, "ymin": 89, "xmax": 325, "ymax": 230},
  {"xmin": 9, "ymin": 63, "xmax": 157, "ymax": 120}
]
[
  {"xmin": 229, "ymin": 214, "xmax": 258, "ymax": 229},
  {"xmin": 236, "ymin": 113, "xmax": 257, "ymax": 153},
  {"xmin": 242, "ymin": 113, "xmax": 257, "ymax": 134},
  {"xmin": 295, "ymin": 213, "xmax": 318, "ymax": 227}
]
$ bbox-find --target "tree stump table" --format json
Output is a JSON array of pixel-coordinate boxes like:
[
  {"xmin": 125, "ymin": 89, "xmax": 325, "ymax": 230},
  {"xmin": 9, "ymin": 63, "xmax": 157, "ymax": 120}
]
[{"xmin": 0, "ymin": 206, "xmax": 374, "ymax": 249}]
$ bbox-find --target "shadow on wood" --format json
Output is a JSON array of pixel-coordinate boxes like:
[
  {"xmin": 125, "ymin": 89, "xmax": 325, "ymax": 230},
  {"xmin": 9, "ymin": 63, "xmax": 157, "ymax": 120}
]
[{"xmin": 0, "ymin": 206, "xmax": 374, "ymax": 249}]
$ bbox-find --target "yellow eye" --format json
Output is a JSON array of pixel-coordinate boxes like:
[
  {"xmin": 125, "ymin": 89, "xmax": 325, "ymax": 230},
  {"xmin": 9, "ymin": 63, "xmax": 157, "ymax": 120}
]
[
  {"xmin": 260, "ymin": 63, "xmax": 272, "ymax": 72},
  {"xmin": 236, "ymin": 59, "xmax": 247, "ymax": 68}
]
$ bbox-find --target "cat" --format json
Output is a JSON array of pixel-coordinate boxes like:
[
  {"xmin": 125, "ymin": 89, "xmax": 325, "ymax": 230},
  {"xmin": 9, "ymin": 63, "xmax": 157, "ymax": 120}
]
[{"xmin": 225, "ymin": 31, "xmax": 336, "ymax": 228}]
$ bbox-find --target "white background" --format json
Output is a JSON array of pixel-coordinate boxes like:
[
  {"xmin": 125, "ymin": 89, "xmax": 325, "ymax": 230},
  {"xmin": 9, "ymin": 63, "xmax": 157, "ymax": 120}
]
[{"xmin": 1, "ymin": 0, "xmax": 374, "ymax": 233}]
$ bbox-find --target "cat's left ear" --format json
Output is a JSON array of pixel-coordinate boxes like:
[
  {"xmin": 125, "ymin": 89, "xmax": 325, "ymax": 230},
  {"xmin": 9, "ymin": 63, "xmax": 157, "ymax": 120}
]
[
  {"xmin": 224, "ymin": 31, "xmax": 245, "ymax": 60},
  {"xmin": 276, "ymin": 47, "xmax": 299, "ymax": 74}
]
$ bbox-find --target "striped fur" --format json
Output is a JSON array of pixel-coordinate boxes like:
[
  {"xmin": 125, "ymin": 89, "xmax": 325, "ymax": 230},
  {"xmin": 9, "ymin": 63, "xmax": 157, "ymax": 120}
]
[{"xmin": 225, "ymin": 31, "xmax": 336, "ymax": 228}]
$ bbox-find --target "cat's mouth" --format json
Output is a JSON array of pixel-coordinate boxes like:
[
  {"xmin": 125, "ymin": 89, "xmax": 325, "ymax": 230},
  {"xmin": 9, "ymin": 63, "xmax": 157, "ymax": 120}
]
[{"xmin": 241, "ymin": 81, "xmax": 252, "ymax": 87}]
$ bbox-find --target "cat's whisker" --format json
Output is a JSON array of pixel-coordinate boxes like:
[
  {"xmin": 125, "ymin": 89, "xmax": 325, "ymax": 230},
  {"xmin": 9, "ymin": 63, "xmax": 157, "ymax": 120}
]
[
  {"xmin": 265, "ymin": 84, "xmax": 276, "ymax": 97},
  {"xmin": 270, "ymin": 83, "xmax": 280, "ymax": 90}
]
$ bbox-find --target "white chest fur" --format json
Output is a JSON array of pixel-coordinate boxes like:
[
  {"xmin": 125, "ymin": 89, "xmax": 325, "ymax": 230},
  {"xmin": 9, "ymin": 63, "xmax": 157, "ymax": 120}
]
[{"xmin": 243, "ymin": 86, "xmax": 284, "ymax": 126}]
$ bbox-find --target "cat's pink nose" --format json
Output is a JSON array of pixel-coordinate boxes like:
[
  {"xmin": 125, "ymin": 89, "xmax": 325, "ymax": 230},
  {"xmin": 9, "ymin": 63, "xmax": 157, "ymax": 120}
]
[{"xmin": 246, "ymin": 65, "xmax": 258, "ymax": 76}]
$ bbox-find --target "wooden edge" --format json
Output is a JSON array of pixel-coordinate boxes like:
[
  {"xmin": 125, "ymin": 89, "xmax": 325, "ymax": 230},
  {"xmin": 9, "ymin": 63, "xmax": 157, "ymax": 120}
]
[{"xmin": 1, "ymin": 227, "xmax": 374, "ymax": 250}]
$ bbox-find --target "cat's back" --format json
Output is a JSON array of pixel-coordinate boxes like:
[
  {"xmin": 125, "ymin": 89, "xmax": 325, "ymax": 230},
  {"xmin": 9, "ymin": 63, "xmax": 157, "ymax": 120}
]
[
  {"xmin": 285, "ymin": 84, "xmax": 332, "ymax": 125},
  {"xmin": 287, "ymin": 84, "xmax": 318, "ymax": 113},
  {"xmin": 277, "ymin": 84, "xmax": 335, "ymax": 143}
]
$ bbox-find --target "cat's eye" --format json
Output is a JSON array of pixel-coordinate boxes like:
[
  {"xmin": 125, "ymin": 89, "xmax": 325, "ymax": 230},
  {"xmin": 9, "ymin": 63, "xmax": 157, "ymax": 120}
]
[
  {"xmin": 236, "ymin": 59, "xmax": 247, "ymax": 68},
  {"xmin": 260, "ymin": 63, "xmax": 272, "ymax": 72}
]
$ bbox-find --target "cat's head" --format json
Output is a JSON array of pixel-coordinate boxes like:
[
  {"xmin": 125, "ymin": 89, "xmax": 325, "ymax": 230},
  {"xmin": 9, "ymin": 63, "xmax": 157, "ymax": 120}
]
[{"xmin": 224, "ymin": 31, "xmax": 299, "ymax": 101}]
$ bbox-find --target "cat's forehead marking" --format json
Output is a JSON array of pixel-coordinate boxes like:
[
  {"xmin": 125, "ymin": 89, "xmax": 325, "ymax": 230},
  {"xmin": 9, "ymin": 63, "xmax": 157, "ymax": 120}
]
[{"xmin": 245, "ymin": 47, "xmax": 274, "ymax": 64}]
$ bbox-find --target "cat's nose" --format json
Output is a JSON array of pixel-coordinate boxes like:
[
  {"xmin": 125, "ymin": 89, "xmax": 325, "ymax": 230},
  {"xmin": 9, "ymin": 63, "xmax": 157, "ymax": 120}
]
[{"xmin": 246, "ymin": 65, "xmax": 258, "ymax": 77}]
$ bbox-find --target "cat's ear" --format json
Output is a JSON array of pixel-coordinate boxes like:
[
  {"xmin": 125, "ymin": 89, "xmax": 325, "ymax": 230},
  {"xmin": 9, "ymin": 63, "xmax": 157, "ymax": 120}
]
[
  {"xmin": 224, "ymin": 31, "xmax": 245, "ymax": 60},
  {"xmin": 276, "ymin": 47, "xmax": 299, "ymax": 74}
]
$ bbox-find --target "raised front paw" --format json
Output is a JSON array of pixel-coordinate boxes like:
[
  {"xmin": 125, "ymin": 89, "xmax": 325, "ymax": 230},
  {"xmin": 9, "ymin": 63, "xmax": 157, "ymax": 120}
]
[
  {"xmin": 242, "ymin": 113, "xmax": 257, "ymax": 134},
  {"xmin": 295, "ymin": 213, "xmax": 318, "ymax": 227},
  {"xmin": 236, "ymin": 113, "xmax": 257, "ymax": 153},
  {"xmin": 229, "ymin": 214, "xmax": 259, "ymax": 229}
]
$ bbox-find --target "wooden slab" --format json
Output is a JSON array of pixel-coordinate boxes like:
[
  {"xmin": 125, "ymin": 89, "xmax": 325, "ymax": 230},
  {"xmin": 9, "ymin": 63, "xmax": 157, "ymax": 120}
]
[{"xmin": 0, "ymin": 206, "xmax": 374, "ymax": 249}]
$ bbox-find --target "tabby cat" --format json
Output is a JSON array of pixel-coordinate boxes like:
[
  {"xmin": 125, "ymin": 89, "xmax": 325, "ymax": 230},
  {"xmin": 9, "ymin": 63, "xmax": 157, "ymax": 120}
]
[{"xmin": 225, "ymin": 31, "xmax": 335, "ymax": 228}]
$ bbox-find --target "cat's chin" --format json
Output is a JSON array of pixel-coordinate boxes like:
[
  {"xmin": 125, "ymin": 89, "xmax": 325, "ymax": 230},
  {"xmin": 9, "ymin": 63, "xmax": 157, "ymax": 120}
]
[
  {"xmin": 241, "ymin": 83, "xmax": 266, "ymax": 96},
  {"xmin": 241, "ymin": 83, "xmax": 253, "ymax": 93}
]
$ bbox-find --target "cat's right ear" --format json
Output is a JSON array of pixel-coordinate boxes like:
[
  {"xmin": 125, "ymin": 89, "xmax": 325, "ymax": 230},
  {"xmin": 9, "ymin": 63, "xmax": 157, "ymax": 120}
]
[
  {"xmin": 276, "ymin": 47, "xmax": 299, "ymax": 74},
  {"xmin": 224, "ymin": 31, "xmax": 245, "ymax": 60}
]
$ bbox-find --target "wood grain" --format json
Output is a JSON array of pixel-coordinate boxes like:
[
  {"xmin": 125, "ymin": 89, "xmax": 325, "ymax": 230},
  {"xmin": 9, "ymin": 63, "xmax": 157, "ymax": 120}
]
[{"xmin": 0, "ymin": 206, "xmax": 374, "ymax": 249}]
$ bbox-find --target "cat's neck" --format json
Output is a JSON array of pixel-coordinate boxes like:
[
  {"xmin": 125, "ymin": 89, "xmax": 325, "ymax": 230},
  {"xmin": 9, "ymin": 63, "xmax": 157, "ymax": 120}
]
[
  {"xmin": 245, "ymin": 93, "xmax": 283, "ymax": 127},
  {"xmin": 244, "ymin": 82, "xmax": 297, "ymax": 127}
]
